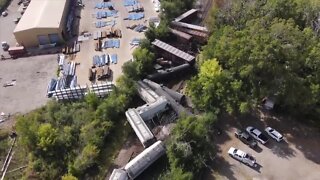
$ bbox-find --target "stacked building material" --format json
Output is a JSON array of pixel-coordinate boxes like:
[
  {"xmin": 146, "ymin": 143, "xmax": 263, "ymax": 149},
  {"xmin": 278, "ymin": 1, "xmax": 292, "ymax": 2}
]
[
  {"xmin": 110, "ymin": 54, "xmax": 118, "ymax": 64},
  {"xmin": 102, "ymin": 39, "xmax": 120, "ymax": 48},
  {"xmin": 92, "ymin": 54, "xmax": 109, "ymax": 66},
  {"xmin": 130, "ymin": 38, "xmax": 141, "ymax": 45},
  {"xmin": 95, "ymin": 2, "xmax": 114, "ymax": 9},
  {"xmin": 96, "ymin": 10, "xmax": 118, "ymax": 19},
  {"xmin": 123, "ymin": 0, "xmax": 139, "ymax": 6},
  {"xmin": 126, "ymin": 13, "xmax": 144, "ymax": 20},
  {"xmin": 95, "ymin": 20, "xmax": 116, "ymax": 28}
]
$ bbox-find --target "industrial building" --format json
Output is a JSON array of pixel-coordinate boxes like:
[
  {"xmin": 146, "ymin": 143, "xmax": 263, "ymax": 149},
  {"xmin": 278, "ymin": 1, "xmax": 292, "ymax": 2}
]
[{"xmin": 13, "ymin": 0, "xmax": 70, "ymax": 47}]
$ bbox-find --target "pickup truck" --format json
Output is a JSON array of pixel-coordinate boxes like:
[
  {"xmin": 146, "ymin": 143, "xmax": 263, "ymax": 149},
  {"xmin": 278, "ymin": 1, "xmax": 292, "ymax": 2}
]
[
  {"xmin": 235, "ymin": 129, "xmax": 257, "ymax": 148},
  {"xmin": 246, "ymin": 126, "xmax": 269, "ymax": 144},
  {"xmin": 228, "ymin": 147, "xmax": 257, "ymax": 167}
]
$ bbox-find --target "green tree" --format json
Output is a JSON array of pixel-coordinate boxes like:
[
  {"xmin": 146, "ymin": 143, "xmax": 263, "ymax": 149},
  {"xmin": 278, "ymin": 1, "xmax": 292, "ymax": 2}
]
[
  {"xmin": 133, "ymin": 47, "xmax": 155, "ymax": 76},
  {"xmin": 71, "ymin": 144, "xmax": 99, "ymax": 176},
  {"xmin": 167, "ymin": 113, "xmax": 217, "ymax": 175},
  {"xmin": 159, "ymin": 167, "xmax": 193, "ymax": 180},
  {"xmin": 62, "ymin": 174, "xmax": 78, "ymax": 180},
  {"xmin": 161, "ymin": 0, "xmax": 195, "ymax": 20},
  {"xmin": 188, "ymin": 59, "xmax": 248, "ymax": 113}
]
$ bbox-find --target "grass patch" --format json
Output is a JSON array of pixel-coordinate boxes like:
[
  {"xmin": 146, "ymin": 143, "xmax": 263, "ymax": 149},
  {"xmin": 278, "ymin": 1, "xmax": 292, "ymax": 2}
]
[{"xmin": 95, "ymin": 118, "xmax": 131, "ymax": 179}]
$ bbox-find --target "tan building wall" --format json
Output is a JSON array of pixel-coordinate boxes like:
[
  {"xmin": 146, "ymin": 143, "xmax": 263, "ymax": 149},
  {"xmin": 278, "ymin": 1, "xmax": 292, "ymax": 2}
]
[
  {"xmin": 13, "ymin": 0, "xmax": 70, "ymax": 47},
  {"xmin": 14, "ymin": 27, "xmax": 64, "ymax": 47}
]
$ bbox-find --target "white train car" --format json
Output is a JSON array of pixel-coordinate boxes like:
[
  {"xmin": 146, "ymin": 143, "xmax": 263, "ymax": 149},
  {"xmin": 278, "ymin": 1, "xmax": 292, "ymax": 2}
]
[
  {"xmin": 137, "ymin": 81, "xmax": 159, "ymax": 103},
  {"xmin": 136, "ymin": 96, "xmax": 168, "ymax": 121},
  {"xmin": 109, "ymin": 169, "xmax": 128, "ymax": 180},
  {"xmin": 124, "ymin": 141, "xmax": 166, "ymax": 179},
  {"xmin": 125, "ymin": 108, "xmax": 155, "ymax": 147}
]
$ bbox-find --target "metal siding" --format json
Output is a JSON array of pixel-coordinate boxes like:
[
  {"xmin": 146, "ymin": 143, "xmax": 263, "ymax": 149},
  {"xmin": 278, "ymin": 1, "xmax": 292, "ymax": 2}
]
[
  {"xmin": 37, "ymin": 35, "xmax": 50, "ymax": 45},
  {"xmin": 48, "ymin": 34, "xmax": 60, "ymax": 44}
]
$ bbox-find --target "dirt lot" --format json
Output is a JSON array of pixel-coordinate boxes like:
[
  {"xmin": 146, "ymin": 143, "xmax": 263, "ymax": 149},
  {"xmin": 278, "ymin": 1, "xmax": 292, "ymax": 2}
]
[
  {"xmin": 205, "ymin": 110, "xmax": 320, "ymax": 180},
  {"xmin": 0, "ymin": 0, "xmax": 57, "ymax": 115},
  {"xmin": 74, "ymin": 0, "xmax": 158, "ymax": 85},
  {"xmin": 0, "ymin": 0, "xmax": 21, "ymax": 56},
  {"xmin": 0, "ymin": 55, "xmax": 57, "ymax": 114}
]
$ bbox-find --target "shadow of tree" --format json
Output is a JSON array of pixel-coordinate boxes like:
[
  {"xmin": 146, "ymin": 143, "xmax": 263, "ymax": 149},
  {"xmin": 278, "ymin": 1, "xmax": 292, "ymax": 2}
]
[
  {"xmin": 265, "ymin": 140, "xmax": 296, "ymax": 159},
  {"xmin": 262, "ymin": 110, "xmax": 320, "ymax": 164},
  {"xmin": 205, "ymin": 155, "xmax": 238, "ymax": 180}
]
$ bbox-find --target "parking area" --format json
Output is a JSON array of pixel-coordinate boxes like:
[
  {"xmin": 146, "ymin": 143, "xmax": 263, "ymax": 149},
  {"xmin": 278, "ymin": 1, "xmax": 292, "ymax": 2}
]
[
  {"xmin": 205, "ymin": 110, "xmax": 320, "ymax": 180},
  {"xmin": 0, "ymin": 55, "xmax": 57, "ymax": 114},
  {"xmin": 74, "ymin": 0, "xmax": 159, "ymax": 85},
  {"xmin": 0, "ymin": 0, "xmax": 57, "ymax": 115},
  {"xmin": 0, "ymin": 0, "xmax": 21, "ymax": 56}
]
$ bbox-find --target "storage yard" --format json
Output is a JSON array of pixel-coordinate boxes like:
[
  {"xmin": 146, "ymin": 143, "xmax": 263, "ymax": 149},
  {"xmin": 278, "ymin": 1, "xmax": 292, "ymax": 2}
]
[
  {"xmin": 73, "ymin": 0, "xmax": 159, "ymax": 84},
  {"xmin": 0, "ymin": 0, "xmax": 159, "ymax": 113}
]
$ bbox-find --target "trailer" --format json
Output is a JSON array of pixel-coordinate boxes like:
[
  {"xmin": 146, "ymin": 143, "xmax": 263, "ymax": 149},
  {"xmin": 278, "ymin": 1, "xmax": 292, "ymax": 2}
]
[{"xmin": 8, "ymin": 46, "xmax": 27, "ymax": 58}]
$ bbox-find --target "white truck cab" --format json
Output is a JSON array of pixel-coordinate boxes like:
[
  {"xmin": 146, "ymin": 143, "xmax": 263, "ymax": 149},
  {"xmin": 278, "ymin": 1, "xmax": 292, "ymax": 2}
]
[{"xmin": 228, "ymin": 147, "xmax": 256, "ymax": 167}]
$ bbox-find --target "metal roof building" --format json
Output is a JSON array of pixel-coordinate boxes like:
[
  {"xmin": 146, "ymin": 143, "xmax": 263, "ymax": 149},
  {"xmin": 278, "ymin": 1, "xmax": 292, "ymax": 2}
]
[
  {"xmin": 124, "ymin": 141, "xmax": 165, "ymax": 179},
  {"xmin": 152, "ymin": 39, "xmax": 195, "ymax": 64},
  {"xmin": 125, "ymin": 109, "xmax": 155, "ymax": 148},
  {"xmin": 13, "ymin": 0, "xmax": 70, "ymax": 47}
]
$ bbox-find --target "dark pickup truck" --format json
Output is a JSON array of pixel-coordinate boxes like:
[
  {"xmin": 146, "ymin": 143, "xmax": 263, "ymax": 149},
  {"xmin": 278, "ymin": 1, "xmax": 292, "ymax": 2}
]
[{"xmin": 235, "ymin": 129, "xmax": 257, "ymax": 148}]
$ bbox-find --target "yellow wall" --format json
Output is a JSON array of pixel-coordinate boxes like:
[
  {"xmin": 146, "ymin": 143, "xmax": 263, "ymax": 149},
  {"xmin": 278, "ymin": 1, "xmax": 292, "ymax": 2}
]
[{"xmin": 14, "ymin": 27, "xmax": 64, "ymax": 47}]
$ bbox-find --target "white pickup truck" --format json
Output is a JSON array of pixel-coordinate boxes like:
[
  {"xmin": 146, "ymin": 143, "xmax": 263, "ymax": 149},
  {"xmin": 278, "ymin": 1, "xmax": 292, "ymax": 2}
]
[{"xmin": 228, "ymin": 147, "xmax": 257, "ymax": 167}]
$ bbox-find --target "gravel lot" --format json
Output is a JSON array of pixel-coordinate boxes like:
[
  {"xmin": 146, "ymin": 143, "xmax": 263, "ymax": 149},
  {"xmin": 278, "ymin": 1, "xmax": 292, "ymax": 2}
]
[
  {"xmin": 0, "ymin": 0, "xmax": 20, "ymax": 56},
  {"xmin": 0, "ymin": 0, "xmax": 57, "ymax": 115},
  {"xmin": 0, "ymin": 55, "xmax": 57, "ymax": 114},
  {"xmin": 205, "ymin": 110, "xmax": 320, "ymax": 180},
  {"xmin": 74, "ymin": 0, "xmax": 158, "ymax": 85}
]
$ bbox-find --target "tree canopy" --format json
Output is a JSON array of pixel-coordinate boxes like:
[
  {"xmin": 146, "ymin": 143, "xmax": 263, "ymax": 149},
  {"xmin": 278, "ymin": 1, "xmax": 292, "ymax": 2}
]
[
  {"xmin": 15, "ymin": 76, "xmax": 137, "ymax": 179},
  {"xmin": 188, "ymin": 0, "xmax": 320, "ymax": 118},
  {"xmin": 165, "ymin": 113, "xmax": 218, "ymax": 178}
]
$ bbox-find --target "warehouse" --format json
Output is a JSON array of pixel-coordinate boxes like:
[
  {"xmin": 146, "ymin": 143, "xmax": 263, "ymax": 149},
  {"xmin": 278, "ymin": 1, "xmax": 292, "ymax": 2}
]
[{"xmin": 13, "ymin": 0, "xmax": 70, "ymax": 47}]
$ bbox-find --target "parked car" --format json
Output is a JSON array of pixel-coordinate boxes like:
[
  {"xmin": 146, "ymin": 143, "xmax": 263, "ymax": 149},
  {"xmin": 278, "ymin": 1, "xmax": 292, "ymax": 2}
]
[
  {"xmin": 235, "ymin": 129, "xmax": 257, "ymax": 148},
  {"xmin": 228, "ymin": 147, "xmax": 257, "ymax": 167},
  {"xmin": 1, "ymin": 11, "xmax": 8, "ymax": 17},
  {"xmin": 1, "ymin": 42, "xmax": 9, "ymax": 51},
  {"xmin": 265, "ymin": 127, "xmax": 283, "ymax": 142},
  {"xmin": 246, "ymin": 126, "xmax": 269, "ymax": 144}
]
